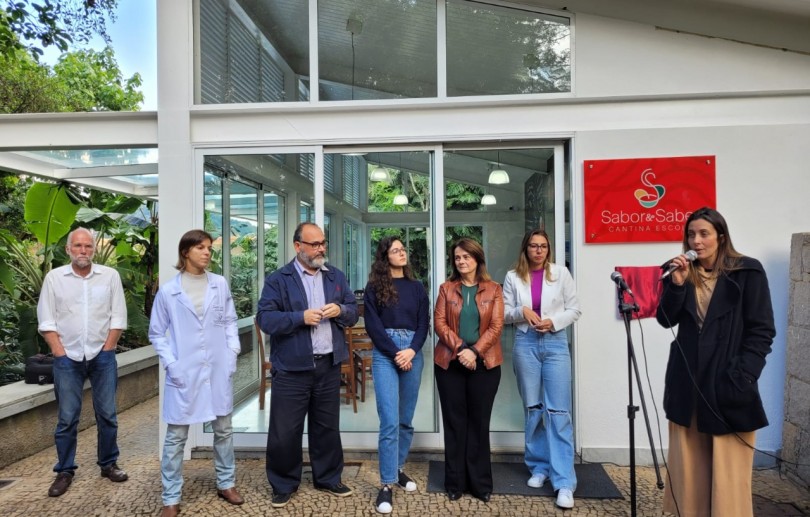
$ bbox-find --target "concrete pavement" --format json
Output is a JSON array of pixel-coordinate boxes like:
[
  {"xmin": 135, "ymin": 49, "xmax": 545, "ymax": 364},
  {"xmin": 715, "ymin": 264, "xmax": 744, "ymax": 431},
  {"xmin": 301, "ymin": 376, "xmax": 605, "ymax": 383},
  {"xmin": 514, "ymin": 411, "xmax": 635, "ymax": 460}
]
[{"xmin": 0, "ymin": 397, "xmax": 806, "ymax": 516}]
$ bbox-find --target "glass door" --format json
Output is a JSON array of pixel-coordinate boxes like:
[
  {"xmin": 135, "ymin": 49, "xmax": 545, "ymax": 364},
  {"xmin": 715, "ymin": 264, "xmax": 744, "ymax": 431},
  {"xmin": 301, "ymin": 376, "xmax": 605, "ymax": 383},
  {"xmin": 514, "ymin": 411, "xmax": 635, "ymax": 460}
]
[{"xmin": 442, "ymin": 144, "xmax": 568, "ymax": 449}]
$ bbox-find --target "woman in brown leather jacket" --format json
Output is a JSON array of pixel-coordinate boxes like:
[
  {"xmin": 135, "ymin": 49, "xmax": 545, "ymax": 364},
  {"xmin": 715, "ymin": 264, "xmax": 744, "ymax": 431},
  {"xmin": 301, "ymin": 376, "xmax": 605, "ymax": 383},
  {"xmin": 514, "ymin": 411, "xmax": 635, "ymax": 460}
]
[{"xmin": 434, "ymin": 238, "xmax": 504, "ymax": 503}]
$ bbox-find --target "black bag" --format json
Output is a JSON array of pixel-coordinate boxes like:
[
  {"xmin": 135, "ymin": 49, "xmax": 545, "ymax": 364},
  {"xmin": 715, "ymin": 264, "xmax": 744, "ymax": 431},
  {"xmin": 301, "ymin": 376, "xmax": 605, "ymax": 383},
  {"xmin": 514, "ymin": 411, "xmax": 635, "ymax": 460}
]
[{"xmin": 25, "ymin": 353, "xmax": 54, "ymax": 385}]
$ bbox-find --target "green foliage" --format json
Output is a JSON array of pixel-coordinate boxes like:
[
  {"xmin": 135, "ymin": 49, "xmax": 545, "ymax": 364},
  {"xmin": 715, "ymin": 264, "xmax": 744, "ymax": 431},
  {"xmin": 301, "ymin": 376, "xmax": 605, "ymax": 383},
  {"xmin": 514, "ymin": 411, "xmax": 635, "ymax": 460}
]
[
  {"xmin": 230, "ymin": 234, "xmax": 258, "ymax": 318},
  {"xmin": 0, "ymin": 178, "xmax": 158, "ymax": 384},
  {"xmin": 0, "ymin": 171, "xmax": 33, "ymax": 239},
  {"xmin": 53, "ymin": 46, "xmax": 143, "ymax": 111},
  {"xmin": 0, "ymin": 45, "xmax": 142, "ymax": 113},
  {"xmin": 24, "ymin": 181, "xmax": 80, "ymax": 250},
  {"xmin": 1, "ymin": 0, "xmax": 118, "ymax": 59}
]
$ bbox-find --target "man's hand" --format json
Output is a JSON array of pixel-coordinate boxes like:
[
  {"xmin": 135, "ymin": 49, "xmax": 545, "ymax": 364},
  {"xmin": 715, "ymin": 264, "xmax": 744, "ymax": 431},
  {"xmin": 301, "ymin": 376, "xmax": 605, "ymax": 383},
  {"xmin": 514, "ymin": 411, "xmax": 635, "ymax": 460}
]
[
  {"xmin": 303, "ymin": 309, "xmax": 324, "ymax": 326},
  {"xmin": 320, "ymin": 303, "xmax": 341, "ymax": 319}
]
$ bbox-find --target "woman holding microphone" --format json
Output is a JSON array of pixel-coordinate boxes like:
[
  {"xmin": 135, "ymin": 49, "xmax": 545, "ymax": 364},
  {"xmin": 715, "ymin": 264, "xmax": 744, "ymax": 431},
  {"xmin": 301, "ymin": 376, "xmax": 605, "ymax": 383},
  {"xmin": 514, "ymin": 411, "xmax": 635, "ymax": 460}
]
[{"xmin": 657, "ymin": 207, "xmax": 775, "ymax": 517}]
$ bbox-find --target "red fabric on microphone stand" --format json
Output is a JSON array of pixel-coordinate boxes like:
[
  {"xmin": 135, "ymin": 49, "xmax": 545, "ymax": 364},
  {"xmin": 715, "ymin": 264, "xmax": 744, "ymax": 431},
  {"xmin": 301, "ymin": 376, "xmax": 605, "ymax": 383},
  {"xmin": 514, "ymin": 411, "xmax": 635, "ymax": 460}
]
[{"xmin": 614, "ymin": 266, "xmax": 662, "ymax": 319}]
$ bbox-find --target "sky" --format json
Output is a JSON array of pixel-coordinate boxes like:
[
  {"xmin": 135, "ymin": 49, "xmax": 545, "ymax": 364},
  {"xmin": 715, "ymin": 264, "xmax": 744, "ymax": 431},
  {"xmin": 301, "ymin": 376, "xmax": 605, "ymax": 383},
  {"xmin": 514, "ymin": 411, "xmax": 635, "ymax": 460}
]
[{"xmin": 41, "ymin": 0, "xmax": 158, "ymax": 111}]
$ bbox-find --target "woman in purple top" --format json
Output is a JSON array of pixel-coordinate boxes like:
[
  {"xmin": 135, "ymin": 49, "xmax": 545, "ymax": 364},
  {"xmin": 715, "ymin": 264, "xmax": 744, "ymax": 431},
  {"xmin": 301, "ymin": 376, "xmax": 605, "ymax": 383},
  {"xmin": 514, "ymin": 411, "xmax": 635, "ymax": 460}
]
[
  {"xmin": 502, "ymin": 229, "xmax": 581, "ymax": 509},
  {"xmin": 363, "ymin": 237, "xmax": 430, "ymax": 514}
]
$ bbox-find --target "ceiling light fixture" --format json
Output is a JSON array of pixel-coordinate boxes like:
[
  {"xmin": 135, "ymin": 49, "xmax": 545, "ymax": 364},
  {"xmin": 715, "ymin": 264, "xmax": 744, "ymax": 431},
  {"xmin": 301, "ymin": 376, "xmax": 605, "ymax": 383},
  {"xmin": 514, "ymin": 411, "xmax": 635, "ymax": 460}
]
[
  {"xmin": 370, "ymin": 162, "xmax": 390, "ymax": 182},
  {"xmin": 393, "ymin": 152, "xmax": 409, "ymax": 206},
  {"xmin": 480, "ymin": 194, "xmax": 497, "ymax": 205},
  {"xmin": 488, "ymin": 150, "xmax": 510, "ymax": 185}
]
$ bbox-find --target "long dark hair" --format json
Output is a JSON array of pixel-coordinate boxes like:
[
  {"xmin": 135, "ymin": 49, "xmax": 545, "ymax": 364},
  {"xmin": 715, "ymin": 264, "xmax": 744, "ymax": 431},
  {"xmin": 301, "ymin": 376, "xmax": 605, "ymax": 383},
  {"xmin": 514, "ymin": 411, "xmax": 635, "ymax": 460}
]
[
  {"xmin": 514, "ymin": 229, "xmax": 554, "ymax": 283},
  {"xmin": 683, "ymin": 207, "xmax": 742, "ymax": 284},
  {"xmin": 175, "ymin": 229, "xmax": 213, "ymax": 271},
  {"xmin": 367, "ymin": 237, "xmax": 413, "ymax": 307},
  {"xmin": 448, "ymin": 238, "xmax": 491, "ymax": 283}
]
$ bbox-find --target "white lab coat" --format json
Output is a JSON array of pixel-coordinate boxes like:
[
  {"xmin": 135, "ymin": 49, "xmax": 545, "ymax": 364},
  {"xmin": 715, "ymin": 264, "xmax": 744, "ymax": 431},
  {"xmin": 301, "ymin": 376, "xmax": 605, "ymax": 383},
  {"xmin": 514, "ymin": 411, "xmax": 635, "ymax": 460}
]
[
  {"xmin": 149, "ymin": 272, "xmax": 240, "ymax": 425},
  {"xmin": 503, "ymin": 264, "xmax": 582, "ymax": 333}
]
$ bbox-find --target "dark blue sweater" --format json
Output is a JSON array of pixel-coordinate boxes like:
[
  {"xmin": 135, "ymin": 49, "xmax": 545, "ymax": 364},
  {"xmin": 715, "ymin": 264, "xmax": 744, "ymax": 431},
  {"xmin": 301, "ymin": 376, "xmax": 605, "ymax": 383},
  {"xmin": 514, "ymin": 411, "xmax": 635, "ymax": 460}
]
[{"xmin": 363, "ymin": 278, "xmax": 430, "ymax": 359}]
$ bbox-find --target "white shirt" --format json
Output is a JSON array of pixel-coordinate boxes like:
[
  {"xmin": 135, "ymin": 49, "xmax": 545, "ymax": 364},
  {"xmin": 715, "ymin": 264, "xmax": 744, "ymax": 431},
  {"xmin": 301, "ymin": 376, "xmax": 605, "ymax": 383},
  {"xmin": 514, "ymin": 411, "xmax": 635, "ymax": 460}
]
[
  {"xmin": 37, "ymin": 263, "xmax": 127, "ymax": 361},
  {"xmin": 503, "ymin": 264, "xmax": 581, "ymax": 333}
]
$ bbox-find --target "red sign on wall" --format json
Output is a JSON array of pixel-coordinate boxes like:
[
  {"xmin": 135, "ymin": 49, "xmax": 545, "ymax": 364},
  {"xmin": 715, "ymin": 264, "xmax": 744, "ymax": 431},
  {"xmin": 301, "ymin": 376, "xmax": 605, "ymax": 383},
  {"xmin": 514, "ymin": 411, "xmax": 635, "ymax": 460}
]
[{"xmin": 584, "ymin": 156, "xmax": 716, "ymax": 243}]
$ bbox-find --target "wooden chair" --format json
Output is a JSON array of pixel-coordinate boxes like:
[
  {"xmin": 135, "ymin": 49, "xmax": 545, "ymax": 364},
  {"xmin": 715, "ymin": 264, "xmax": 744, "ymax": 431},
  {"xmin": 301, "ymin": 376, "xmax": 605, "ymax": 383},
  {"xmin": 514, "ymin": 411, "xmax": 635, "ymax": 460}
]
[
  {"xmin": 346, "ymin": 326, "xmax": 373, "ymax": 402},
  {"xmin": 340, "ymin": 360, "xmax": 357, "ymax": 413},
  {"xmin": 254, "ymin": 318, "xmax": 272, "ymax": 410},
  {"xmin": 353, "ymin": 348, "xmax": 373, "ymax": 402}
]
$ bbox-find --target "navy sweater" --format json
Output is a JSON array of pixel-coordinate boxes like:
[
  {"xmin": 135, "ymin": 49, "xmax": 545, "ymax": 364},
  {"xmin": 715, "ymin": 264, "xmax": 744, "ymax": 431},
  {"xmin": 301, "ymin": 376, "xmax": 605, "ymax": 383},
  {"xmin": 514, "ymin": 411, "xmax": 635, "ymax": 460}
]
[{"xmin": 363, "ymin": 278, "xmax": 430, "ymax": 359}]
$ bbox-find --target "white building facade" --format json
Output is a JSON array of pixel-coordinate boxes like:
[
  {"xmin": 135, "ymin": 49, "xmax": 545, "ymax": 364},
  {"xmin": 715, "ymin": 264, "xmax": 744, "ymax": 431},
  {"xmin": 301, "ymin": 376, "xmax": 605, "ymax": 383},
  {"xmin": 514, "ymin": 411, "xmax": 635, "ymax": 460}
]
[{"xmin": 3, "ymin": 0, "xmax": 808, "ymax": 464}]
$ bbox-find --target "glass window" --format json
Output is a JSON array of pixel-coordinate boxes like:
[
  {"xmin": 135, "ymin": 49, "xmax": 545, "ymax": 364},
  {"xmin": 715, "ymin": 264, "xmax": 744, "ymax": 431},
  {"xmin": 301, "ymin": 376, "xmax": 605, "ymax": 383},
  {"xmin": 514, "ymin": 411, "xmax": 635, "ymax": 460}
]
[
  {"xmin": 198, "ymin": 0, "xmax": 310, "ymax": 104},
  {"xmin": 446, "ymin": 0, "xmax": 571, "ymax": 96},
  {"xmin": 318, "ymin": 0, "xmax": 437, "ymax": 100}
]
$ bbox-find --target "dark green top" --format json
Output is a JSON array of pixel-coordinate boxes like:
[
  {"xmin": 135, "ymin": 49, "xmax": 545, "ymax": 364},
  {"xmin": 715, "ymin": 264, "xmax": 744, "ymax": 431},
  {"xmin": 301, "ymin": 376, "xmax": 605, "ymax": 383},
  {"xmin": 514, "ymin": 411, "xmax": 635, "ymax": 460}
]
[{"xmin": 458, "ymin": 284, "xmax": 480, "ymax": 346}]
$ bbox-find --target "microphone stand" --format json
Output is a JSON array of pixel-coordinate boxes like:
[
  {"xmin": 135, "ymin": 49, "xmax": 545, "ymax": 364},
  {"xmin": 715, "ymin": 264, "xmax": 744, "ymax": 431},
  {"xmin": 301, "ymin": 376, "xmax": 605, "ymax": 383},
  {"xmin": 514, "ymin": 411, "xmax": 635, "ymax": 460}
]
[{"xmin": 615, "ymin": 285, "xmax": 664, "ymax": 517}]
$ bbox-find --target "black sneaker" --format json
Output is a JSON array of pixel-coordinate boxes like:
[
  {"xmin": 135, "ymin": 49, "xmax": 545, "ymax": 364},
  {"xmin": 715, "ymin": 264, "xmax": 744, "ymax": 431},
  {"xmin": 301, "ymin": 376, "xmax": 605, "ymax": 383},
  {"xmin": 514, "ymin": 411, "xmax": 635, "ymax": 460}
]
[
  {"xmin": 397, "ymin": 470, "xmax": 417, "ymax": 492},
  {"xmin": 271, "ymin": 491, "xmax": 293, "ymax": 508},
  {"xmin": 375, "ymin": 486, "xmax": 393, "ymax": 514},
  {"xmin": 316, "ymin": 482, "xmax": 353, "ymax": 497}
]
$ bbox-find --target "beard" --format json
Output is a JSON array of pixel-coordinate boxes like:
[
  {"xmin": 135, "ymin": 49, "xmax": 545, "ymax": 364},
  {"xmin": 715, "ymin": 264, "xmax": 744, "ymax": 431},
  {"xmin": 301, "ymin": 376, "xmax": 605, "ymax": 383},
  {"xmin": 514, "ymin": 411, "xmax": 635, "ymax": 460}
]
[
  {"xmin": 70, "ymin": 255, "xmax": 93, "ymax": 269},
  {"xmin": 297, "ymin": 250, "xmax": 327, "ymax": 270}
]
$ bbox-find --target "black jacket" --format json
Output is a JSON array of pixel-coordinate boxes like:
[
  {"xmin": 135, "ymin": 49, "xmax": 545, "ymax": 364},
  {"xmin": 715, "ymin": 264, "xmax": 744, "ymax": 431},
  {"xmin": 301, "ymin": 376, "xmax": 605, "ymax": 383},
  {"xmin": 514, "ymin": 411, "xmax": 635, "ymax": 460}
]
[{"xmin": 656, "ymin": 256, "xmax": 775, "ymax": 434}]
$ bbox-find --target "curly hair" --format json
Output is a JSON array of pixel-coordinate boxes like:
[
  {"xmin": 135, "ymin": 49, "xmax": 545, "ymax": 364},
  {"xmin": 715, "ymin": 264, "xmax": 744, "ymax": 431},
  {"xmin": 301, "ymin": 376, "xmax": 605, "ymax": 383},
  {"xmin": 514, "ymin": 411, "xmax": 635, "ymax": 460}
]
[{"xmin": 367, "ymin": 237, "xmax": 413, "ymax": 307}]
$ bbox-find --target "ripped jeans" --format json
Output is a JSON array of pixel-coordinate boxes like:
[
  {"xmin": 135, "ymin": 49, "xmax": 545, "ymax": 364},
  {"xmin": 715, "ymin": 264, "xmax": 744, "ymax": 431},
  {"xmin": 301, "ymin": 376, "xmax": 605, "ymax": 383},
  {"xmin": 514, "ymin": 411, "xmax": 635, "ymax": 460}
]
[{"xmin": 513, "ymin": 329, "xmax": 577, "ymax": 491}]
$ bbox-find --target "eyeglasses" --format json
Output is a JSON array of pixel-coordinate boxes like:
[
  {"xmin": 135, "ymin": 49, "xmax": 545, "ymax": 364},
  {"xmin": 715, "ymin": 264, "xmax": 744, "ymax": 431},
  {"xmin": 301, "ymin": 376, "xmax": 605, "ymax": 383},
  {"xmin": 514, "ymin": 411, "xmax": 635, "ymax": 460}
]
[
  {"xmin": 527, "ymin": 244, "xmax": 549, "ymax": 251},
  {"xmin": 299, "ymin": 240, "xmax": 328, "ymax": 249},
  {"xmin": 388, "ymin": 248, "xmax": 407, "ymax": 255}
]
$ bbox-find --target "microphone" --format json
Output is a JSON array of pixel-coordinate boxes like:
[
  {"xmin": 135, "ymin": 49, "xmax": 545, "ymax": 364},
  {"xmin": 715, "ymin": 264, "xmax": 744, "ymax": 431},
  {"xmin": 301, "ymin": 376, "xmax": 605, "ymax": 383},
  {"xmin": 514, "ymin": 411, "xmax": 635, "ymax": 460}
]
[
  {"xmin": 610, "ymin": 271, "xmax": 633, "ymax": 296},
  {"xmin": 661, "ymin": 250, "xmax": 698, "ymax": 280}
]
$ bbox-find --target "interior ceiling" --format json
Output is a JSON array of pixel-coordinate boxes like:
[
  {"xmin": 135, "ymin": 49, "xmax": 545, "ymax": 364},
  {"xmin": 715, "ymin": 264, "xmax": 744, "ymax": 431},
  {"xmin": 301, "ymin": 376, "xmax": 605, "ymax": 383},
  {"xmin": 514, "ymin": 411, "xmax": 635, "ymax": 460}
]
[{"xmin": 238, "ymin": 0, "xmax": 810, "ymax": 69}]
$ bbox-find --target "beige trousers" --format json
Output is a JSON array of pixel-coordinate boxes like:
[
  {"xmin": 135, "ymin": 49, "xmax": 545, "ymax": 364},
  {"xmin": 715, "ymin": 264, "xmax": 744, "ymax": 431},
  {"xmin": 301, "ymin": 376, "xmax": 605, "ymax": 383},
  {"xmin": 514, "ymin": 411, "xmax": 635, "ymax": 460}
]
[{"xmin": 663, "ymin": 414, "xmax": 756, "ymax": 517}]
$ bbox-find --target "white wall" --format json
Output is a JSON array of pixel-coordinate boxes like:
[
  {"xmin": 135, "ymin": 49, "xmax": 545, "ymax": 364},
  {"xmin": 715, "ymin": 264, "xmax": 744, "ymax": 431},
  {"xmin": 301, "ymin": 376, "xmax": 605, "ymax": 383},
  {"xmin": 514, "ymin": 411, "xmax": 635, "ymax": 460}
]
[
  {"xmin": 575, "ymin": 13, "xmax": 810, "ymax": 98},
  {"xmin": 573, "ymin": 124, "xmax": 810, "ymax": 462},
  {"xmin": 163, "ymin": 3, "xmax": 810, "ymax": 459}
]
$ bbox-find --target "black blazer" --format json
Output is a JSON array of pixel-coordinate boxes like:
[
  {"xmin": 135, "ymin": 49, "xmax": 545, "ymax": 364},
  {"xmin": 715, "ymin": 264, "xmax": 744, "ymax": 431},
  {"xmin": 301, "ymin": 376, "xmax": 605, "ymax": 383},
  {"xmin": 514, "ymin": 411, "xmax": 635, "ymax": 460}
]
[{"xmin": 656, "ymin": 256, "xmax": 776, "ymax": 434}]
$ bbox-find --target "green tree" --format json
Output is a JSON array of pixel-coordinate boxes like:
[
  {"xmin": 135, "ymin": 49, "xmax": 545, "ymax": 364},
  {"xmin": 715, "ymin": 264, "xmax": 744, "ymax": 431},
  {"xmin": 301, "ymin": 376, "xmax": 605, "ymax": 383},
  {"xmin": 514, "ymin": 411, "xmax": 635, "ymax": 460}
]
[
  {"xmin": 1, "ymin": 0, "xmax": 118, "ymax": 59},
  {"xmin": 0, "ymin": 45, "xmax": 142, "ymax": 113},
  {"xmin": 53, "ymin": 46, "xmax": 142, "ymax": 111}
]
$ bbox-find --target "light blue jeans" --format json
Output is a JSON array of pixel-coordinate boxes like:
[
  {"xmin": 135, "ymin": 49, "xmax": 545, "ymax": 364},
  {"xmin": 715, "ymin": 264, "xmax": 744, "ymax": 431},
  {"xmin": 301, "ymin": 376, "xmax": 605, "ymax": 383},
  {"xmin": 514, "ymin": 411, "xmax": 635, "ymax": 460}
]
[
  {"xmin": 513, "ymin": 329, "xmax": 577, "ymax": 491},
  {"xmin": 161, "ymin": 414, "xmax": 235, "ymax": 505},
  {"xmin": 372, "ymin": 329, "xmax": 424, "ymax": 485}
]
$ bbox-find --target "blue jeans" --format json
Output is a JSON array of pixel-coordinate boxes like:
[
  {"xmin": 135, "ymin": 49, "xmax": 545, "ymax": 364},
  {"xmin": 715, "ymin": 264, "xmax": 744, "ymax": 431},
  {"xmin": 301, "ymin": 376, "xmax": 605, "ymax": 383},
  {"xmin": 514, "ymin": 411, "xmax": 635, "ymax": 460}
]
[
  {"xmin": 372, "ymin": 329, "xmax": 423, "ymax": 485},
  {"xmin": 161, "ymin": 414, "xmax": 235, "ymax": 505},
  {"xmin": 52, "ymin": 349, "xmax": 120, "ymax": 473},
  {"xmin": 513, "ymin": 329, "xmax": 577, "ymax": 491}
]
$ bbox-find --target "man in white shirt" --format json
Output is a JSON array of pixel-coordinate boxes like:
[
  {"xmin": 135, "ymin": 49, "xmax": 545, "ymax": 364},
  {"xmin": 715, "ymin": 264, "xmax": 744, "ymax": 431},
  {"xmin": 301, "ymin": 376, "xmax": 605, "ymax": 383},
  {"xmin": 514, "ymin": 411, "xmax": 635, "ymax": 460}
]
[{"xmin": 37, "ymin": 227, "xmax": 128, "ymax": 497}]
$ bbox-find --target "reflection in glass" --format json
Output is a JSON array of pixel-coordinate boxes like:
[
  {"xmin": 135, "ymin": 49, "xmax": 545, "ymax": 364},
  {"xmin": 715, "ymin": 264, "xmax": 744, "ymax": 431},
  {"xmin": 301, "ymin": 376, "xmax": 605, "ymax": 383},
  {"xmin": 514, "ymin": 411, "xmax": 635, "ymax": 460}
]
[
  {"xmin": 447, "ymin": 0, "xmax": 571, "ymax": 96},
  {"xmin": 443, "ymin": 147, "xmax": 557, "ymax": 432},
  {"xmin": 318, "ymin": 0, "xmax": 437, "ymax": 100},
  {"xmin": 198, "ymin": 0, "xmax": 310, "ymax": 104}
]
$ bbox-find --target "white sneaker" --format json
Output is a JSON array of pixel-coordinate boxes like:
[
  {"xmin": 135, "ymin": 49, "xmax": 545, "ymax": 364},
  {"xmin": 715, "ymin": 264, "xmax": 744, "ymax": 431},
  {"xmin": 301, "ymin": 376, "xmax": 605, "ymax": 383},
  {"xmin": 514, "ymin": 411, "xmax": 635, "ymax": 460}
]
[
  {"xmin": 375, "ymin": 486, "xmax": 393, "ymax": 514},
  {"xmin": 527, "ymin": 473, "xmax": 546, "ymax": 488},
  {"xmin": 556, "ymin": 488, "xmax": 574, "ymax": 509}
]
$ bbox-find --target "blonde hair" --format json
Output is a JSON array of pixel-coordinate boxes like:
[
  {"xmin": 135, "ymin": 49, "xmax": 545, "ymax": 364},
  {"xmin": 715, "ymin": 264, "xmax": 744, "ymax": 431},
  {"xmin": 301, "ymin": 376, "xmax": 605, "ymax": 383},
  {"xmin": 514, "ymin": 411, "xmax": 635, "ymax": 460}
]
[{"xmin": 514, "ymin": 229, "xmax": 554, "ymax": 283}]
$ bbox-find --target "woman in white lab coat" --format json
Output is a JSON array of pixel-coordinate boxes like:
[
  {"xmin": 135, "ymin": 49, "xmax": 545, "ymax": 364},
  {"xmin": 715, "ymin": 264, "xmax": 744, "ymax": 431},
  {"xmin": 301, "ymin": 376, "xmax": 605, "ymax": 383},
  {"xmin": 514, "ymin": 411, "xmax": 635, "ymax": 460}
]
[{"xmin": 149, "ymin": 229, "xmax": 244, "ymax": 517}]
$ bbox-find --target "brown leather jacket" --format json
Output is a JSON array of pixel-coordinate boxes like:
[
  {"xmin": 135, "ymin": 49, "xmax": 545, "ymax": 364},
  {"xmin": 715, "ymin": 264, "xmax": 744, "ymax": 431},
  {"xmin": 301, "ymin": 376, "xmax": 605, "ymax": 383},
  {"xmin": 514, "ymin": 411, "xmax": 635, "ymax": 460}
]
[{"xmin": 434, "ymin": 279, "xmax": 504, "ymax": 370}]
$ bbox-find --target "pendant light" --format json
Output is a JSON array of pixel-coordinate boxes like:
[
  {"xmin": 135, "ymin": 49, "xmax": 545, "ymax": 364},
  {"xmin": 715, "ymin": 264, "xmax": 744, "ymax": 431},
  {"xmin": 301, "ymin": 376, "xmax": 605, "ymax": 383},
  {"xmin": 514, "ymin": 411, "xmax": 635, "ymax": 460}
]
[
  {"xmin": 392, "ymin": 152, "xmax": 409, "ymax": 206},
  {"xmin": 480, "ymin": 193, "xmax": 497, "ymax": 205},
  {"xmin": 488, "ymin": 150, "xmax": 510, "ymax": 185},
  {"xmin": 370, "ymin": 154, "xmax": 390, "ymax": 182}
]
